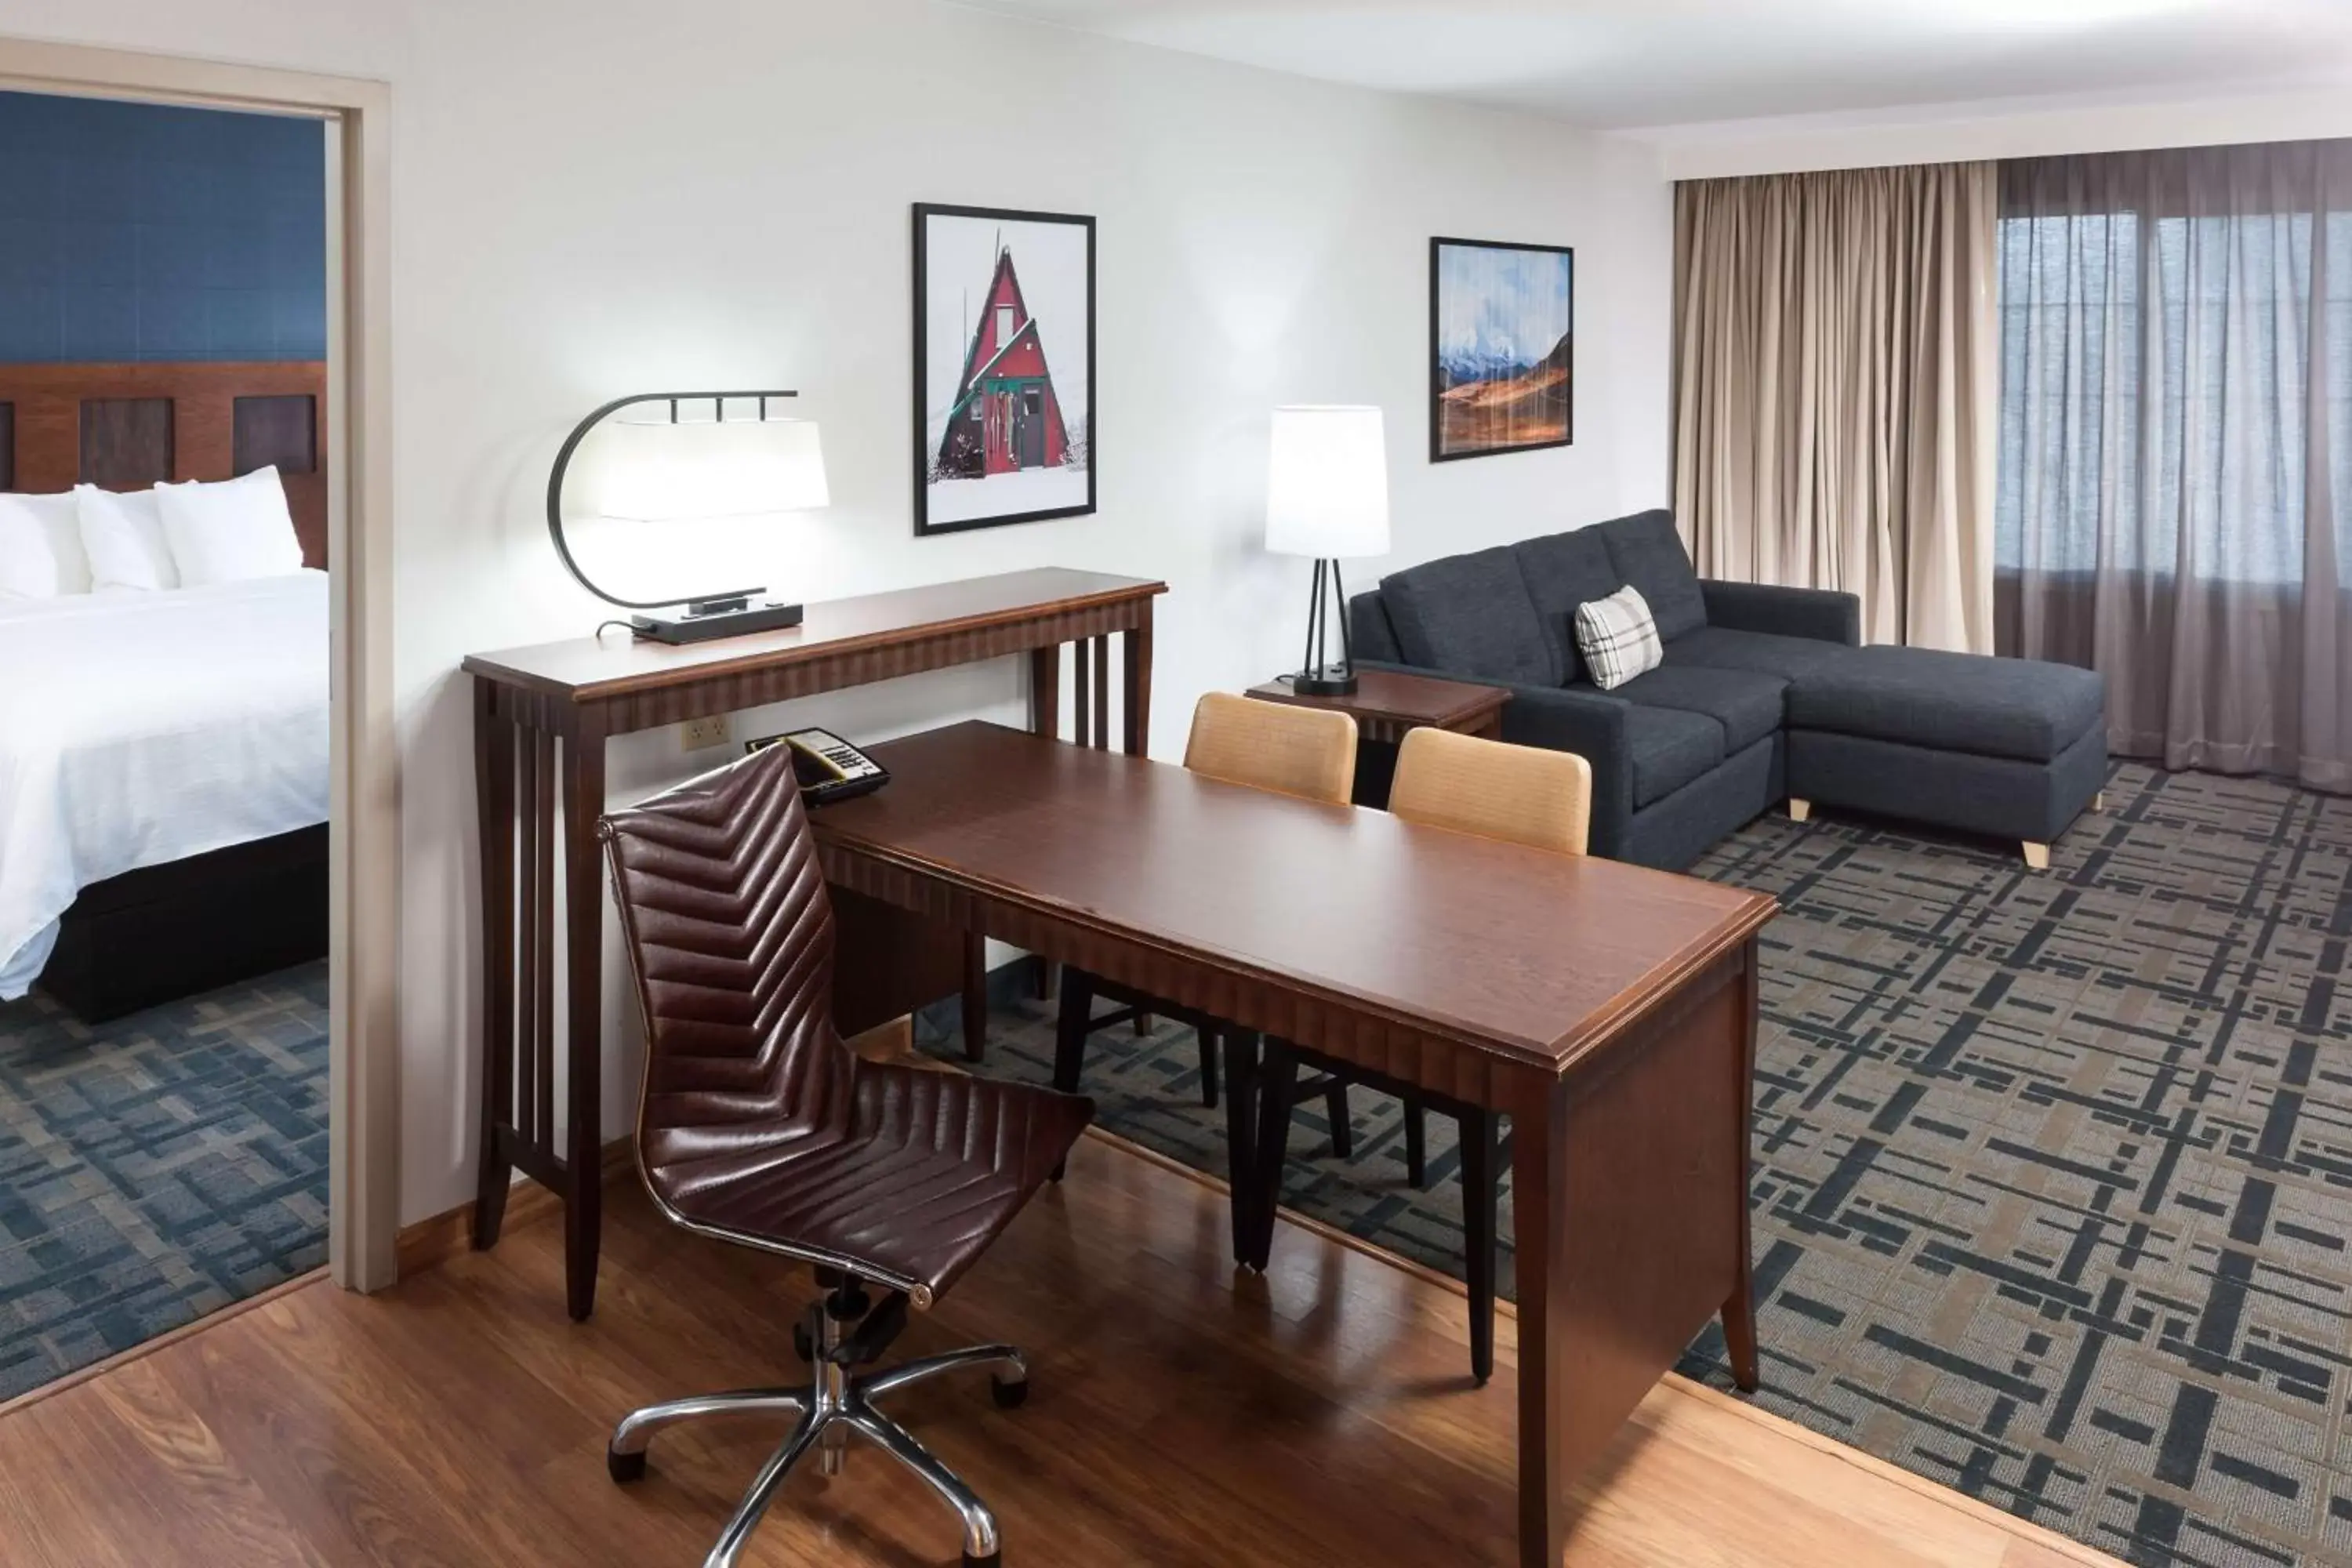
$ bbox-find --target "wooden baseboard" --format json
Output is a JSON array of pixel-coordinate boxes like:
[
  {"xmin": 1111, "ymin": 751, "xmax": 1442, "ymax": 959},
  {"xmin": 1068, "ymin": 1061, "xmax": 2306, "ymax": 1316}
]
[{"xmin": 394, "ymin": 1136, "xmax": 639, "ymax": 1279}]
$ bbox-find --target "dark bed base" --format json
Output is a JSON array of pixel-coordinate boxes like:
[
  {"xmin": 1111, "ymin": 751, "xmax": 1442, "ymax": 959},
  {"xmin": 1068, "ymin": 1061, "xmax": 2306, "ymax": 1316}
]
[{"xmin": 38, "ymin": 825, "xmax": 328, "ymax": 1024}]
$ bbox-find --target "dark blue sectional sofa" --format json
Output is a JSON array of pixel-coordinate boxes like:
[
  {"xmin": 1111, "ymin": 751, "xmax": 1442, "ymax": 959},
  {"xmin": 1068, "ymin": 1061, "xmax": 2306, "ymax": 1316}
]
[{"xmin": 1347, "ymin": 510, "xmax": 2107, "ymax": 869}]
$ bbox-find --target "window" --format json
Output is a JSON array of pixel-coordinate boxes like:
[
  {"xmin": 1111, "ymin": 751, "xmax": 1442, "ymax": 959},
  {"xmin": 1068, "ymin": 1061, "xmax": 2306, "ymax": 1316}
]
[
  {"xmin": 1997, "ymin": 204, "xmax": 2352, "ymax": 587},
  {"xmin": 995, "ymin": 304, "xmax": 1016, "ymax": 350}
]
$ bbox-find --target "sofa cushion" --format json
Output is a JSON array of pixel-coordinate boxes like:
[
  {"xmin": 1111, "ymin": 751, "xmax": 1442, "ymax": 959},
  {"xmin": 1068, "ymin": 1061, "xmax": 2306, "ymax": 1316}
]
[
  {"xmin": 1664, "ymin": 625, "xmax": 1853, "ymax": 683},
  {"xmin": 1614, "ymin": 699, "xmax": 1727, "ymax": 807},
  {"xmin": 1381, "ymin": 546, "xmax": 1556, "ymax": 687},
  {"xmin": 1784, "ymin": 645, "xmax": 2106, "ymax": 764},
  {"xmin": 1610, "ymin": 664, "xmax": 1788, "ymax": 753},
  {"xmin": 1597, "ymin": 510, "xmax": 1707, "ymax": 641},
  {"xmin": 1512, "ymin": 528, "xmax": 1620, "ymax": 684}
]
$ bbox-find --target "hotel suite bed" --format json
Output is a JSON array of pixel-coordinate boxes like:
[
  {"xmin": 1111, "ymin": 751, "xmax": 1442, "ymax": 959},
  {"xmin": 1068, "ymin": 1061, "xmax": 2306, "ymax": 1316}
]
[
  {"xmin": 0, "ymin": 361, "xmax": 333, "ymax": 1020},
  {"xmin": 0, "ymin": 571, "xmax": 331, "ymax": 1004}
]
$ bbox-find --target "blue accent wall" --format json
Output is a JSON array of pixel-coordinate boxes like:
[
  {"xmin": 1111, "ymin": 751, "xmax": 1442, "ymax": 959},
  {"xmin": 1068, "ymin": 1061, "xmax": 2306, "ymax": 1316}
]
[{"xmin": 0, "ymin": 91, "xmax": 326, "ymax": 365}]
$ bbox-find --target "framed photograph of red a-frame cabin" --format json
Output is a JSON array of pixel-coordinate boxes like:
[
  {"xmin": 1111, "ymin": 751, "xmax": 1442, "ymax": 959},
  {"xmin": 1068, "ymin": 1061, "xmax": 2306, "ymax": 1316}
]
[{"xmin": 913, "ymin": 203, "xmax": 1097, "ymax": 535}]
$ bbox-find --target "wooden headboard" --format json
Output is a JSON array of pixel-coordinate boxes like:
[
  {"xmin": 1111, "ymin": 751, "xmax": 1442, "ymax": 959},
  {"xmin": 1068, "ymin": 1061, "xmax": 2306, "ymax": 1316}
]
[{"xmin": 0, "ymin": 361, "xmax": 329, "ymax": 569}]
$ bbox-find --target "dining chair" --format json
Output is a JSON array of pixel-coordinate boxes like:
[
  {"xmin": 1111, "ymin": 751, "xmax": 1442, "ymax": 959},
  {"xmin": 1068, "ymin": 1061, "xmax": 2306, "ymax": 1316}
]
[
  {"xmin": 597, "ymin": 744, "xmax": 1094, "ymax": 1568},
  {"xmin": 1250, "ymin": 726, "xmax": 1592, "ymax": 1383},
  {"xmin": 1051, "ymin": 691, "xmax": 1359, "ymax": 1175}
]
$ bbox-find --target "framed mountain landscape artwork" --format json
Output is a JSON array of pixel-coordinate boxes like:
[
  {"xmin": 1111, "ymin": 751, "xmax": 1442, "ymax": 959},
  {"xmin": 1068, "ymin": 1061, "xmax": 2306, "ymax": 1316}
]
[
  {"xmin": 913, "ymin": 202, "xmax": 1096, "ymax": 535},
  {"xmin": 1428, "ymin": 236, "xmax": 1573, "ymax": 462}
]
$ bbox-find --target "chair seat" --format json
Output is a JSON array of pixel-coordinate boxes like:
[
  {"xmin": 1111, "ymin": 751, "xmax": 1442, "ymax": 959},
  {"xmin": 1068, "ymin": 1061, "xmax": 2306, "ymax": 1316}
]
[{"xmin": 650, "ymin": 1059, "xmax": 1094, "ymax": 1302}]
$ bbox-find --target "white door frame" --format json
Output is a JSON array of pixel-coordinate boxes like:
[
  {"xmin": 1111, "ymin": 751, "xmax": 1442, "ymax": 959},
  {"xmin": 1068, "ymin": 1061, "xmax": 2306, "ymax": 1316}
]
[{"xmin": 0, "ymin": 38, "xmax": 400, "ymax": 1291}]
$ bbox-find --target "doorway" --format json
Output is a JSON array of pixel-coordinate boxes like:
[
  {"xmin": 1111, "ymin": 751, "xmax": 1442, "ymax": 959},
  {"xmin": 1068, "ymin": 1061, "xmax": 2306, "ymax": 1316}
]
[{"xmin": 0, "ymin": 36, "xmax": 396, "ymax": 1409}]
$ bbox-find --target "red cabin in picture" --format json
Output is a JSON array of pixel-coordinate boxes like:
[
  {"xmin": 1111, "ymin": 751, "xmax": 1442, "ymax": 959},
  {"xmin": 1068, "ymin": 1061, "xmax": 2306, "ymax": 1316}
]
[{"xmin": 935, "ymin": 249, "xmax": 1071, "ymax": 480}]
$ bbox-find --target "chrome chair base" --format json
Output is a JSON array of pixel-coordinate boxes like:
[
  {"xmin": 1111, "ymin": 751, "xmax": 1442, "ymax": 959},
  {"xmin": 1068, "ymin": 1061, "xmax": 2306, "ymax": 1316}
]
[{"xmin": 608, "ymin": 1298, "xmax": 1027, "ymax": 1568}]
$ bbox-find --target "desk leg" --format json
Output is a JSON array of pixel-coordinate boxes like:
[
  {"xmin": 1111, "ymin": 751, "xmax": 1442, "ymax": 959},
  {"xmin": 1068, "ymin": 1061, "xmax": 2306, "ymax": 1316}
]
[
  {"xmin": 1122, "ymin": 622, "xmax": 1152, "ymax": 757},
  {"xmin": 1219, "ymin": 1031, "xmax": 1260, "ymax": 1266},
  {"xmin": 471, "ymin": 686, "xmax": 516, "ymax": 1247},
  {"xmin": 1023, "ymin": 644, "xmax": 1065, "ymax": 1007},
  {"xmin": 1511, "ymin": 1070, "xmax": 1571, "ymax": 1568},
  {"xmin": 1029, "ymin": 644, "xmax": 1060, "ymax": 741},
  {"xmin": 961, "ymin": 931, "xmax": 989, "ymax": 1062},
  {"xmin": 562, "ymin": 717, "xmax": 608, "ymax": 1321},
  {"xmin": 1723, "ymin": 936, "xmax": 1761, "ymax": 1392}
]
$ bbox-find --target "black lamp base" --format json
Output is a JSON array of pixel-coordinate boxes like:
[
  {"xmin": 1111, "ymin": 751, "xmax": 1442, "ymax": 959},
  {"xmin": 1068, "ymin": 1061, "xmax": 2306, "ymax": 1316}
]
[
  {"xmin": 1290, "ymin": 666, "xmax": 1359, "ymax": 697},
  {"xmin": 630, "ymin": 599, "xmax": 805, "ymax": 644},
  {"xmin": 1289, "ymin": 557, "xmax": 1360, "ymax": 699}
]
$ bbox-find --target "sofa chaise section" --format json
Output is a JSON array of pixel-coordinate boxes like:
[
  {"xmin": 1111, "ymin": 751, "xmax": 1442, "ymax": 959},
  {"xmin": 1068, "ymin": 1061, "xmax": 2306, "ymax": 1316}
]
[{"xmin": 1782, "ymin": 645, "xmax": 2107, "ymax": 868}]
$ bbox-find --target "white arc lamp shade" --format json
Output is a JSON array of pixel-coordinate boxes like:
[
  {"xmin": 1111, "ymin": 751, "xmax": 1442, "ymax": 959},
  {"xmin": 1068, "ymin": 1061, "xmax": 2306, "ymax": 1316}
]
[
  {"xmin": 576, "ymin": 412, "xmax": 829, "ymax": 523},
  {"xmin": 1265, "ymin": 405, "xmax": 1391, "ymax": 559}
]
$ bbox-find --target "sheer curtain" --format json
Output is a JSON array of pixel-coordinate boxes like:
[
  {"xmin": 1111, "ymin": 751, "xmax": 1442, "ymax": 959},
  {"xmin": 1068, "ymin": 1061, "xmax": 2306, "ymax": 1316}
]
[
  {"xmin": 1675, "ymin": 163, "xmax": 1999, "ymax": 651},
  {"xmin": 1997, "ymin": 139, "xmax": 2352, "ymax": 790}
]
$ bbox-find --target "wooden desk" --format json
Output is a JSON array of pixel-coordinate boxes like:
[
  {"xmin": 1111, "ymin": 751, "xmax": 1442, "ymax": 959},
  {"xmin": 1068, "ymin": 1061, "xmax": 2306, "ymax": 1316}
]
[
  {"xmin": 810, "ymin": 720, "xmax": 1778, "ymax": 1568},
  {"xmin": 463, "ymin": 568, "xmax": 1165, "ymax": 1320}
]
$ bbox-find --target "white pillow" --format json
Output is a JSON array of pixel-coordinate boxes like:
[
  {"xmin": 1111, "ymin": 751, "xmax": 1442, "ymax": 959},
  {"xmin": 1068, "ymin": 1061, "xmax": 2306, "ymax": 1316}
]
[
  {"xmin": 75, "ymin": 485, "xmax": 179, "ymax": 593},
  {"xmin": 0, "ymin": 491, "xmax": 93, "ymax": 601},
  {"xmin": 156, "ymin": 467, "xmax": 305, "ymax": 586},
  {"xmin": 1573, "ymin": 583, "xmax": 1664, "ymax": 691}
]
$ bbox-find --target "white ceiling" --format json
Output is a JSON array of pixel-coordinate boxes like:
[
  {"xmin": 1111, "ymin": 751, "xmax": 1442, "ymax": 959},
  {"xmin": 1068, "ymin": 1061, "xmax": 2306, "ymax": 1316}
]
[{"xmin": 953, "ymin": 0, "xmax": 2352, "ymax": 129}]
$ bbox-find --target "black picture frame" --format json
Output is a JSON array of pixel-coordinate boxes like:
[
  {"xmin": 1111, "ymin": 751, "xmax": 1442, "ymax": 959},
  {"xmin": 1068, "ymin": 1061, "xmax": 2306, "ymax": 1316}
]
[
  {"xmin": 913, "ymin": 202, "xmax": 1098, "ymax": 535},
  {"xmin": 1428, "ymin": 235, "xmax": 1574, "ymax": 464}
]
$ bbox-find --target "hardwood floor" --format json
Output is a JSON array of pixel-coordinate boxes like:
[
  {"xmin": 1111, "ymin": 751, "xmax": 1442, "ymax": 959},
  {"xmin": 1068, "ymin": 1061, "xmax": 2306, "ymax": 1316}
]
[{"xmin": 0, "ymin": 1131, "xmax": 2120, "ymax": 1567}]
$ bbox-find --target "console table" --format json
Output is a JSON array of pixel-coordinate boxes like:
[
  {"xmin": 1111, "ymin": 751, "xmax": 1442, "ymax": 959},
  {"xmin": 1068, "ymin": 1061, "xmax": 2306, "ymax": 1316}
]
[{"xmin": 463, "ymin": 567, "xmax": 1166, "ymax": 1319}]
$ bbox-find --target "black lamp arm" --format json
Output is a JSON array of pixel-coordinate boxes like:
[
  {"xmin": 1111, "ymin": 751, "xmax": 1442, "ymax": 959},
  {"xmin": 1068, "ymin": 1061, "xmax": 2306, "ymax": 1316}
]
[{"xmin": 544, "ymin": 389, "xmax": 798, "ymax": 612}]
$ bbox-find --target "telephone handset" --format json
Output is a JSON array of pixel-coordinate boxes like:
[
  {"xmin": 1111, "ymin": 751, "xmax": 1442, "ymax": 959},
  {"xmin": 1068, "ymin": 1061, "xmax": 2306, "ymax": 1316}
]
[{"xmin": 746, "ymin": 727, "xmax": 891, "ymax": 806}]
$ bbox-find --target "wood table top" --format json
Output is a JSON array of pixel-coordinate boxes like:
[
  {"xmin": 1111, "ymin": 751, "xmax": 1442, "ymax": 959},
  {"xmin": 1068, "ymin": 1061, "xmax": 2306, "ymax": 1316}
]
[
  {"xmin": 1247, "ymin": 668, "xmax": 1508, "ymax": 730},
  {"xmin": 811, "ymin": 721, "xmax": 1777, "ymax": 1073},
  {"xmin": 461, "ymin": 567, "xmax": 1166, "ymax": 701}
]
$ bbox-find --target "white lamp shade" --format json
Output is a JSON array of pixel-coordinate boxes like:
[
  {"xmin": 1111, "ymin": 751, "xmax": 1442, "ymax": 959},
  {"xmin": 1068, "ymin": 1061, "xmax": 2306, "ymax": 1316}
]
[
  {"xmin": 1265, "ymin": 405, "xmax": 1391, "ymax": 559},
  {"xmin": 575, "ymin": 413, "xmax": 829, "ymax": 523}
]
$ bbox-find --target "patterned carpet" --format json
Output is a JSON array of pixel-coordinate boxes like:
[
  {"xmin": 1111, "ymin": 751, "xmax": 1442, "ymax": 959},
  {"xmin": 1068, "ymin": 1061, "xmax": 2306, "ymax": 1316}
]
[
  {"xmin": 967, "ymin": 764, "xmax": 2352, "ymax": 1568},
  {"xmin": 0, "ymin": 962, "xmax": 328, "ymax": 1402}
]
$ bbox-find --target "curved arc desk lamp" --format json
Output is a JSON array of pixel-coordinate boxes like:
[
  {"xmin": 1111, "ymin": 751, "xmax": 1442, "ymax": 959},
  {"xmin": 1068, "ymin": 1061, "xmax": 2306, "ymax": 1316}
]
[{"xmin": 547, "ymin": 389, "xmax": 826, "ymax": 644}]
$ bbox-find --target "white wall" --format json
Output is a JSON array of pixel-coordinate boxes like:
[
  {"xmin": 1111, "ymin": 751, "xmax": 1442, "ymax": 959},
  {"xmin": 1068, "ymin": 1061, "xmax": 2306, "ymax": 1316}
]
[
  {"xmin": 0, "ymin": 0, "xmax": 1675, "ymax": 1222},
  {"xmin": 1644, "ymin": 81, "xmax": 2352, "ymax": 180}
]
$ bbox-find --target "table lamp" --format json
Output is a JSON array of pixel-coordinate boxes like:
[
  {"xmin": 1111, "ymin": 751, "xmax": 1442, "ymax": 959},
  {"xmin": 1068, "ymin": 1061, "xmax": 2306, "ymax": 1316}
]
[
  {"xmin": 1265, "ymin": 405, "xmax": 1391, "ymax": 695},
  {"xmin": 547, "ymin": 390, "xmax": 829, "ymax": 644}
]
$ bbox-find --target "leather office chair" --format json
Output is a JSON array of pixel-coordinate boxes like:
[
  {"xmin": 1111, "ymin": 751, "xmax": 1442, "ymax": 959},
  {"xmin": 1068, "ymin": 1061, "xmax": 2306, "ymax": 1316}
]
[
  {"xmin": 1250, "ymin": 728, "xmax": 1592, "ymax": 1383},
  {"xmin": 1051, "ymin": 692, "xmax": 1358, "ymax": 1156},
  {"xmin": 598, "ymin": 744, "xmax": 1094, "ymax": 1568}
]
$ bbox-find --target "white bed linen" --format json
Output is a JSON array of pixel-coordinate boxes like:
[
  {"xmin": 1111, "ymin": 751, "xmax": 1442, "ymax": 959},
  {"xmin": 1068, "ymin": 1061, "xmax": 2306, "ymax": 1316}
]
[{"xmin": 0, "ymin": 570, "xmax": 329, "ymax": 998}]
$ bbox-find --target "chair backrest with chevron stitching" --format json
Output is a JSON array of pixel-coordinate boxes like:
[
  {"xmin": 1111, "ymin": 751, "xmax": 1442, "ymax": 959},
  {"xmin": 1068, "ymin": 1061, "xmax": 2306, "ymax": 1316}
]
[{"xmin": 599, "ymin": 744, "xmax": 855, "ymax": 1181}]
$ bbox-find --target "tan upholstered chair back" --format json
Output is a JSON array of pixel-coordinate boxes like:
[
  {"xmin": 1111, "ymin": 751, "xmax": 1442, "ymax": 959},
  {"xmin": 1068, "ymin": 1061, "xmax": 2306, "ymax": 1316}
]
[
  {"xmin": 1183, "ymin": 692, "xmax": 1359, "ymax": 806},
  {"xmin": 1389, "ymin": 727, "xmax": 1592, "ymax": 856}
]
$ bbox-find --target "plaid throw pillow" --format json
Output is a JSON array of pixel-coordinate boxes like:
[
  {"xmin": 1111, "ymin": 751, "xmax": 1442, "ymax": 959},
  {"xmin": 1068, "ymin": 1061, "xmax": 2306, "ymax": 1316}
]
[{"xmin": 1573, "ymin": 584, "xmax": 1663, "ymax": 691}]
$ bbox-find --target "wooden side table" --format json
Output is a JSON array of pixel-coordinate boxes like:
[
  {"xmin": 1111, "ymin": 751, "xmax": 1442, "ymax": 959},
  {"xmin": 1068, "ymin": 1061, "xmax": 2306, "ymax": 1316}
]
[{"xmin": 1246, "ymin": 668, "xmax": 1509, "ymax": 805}]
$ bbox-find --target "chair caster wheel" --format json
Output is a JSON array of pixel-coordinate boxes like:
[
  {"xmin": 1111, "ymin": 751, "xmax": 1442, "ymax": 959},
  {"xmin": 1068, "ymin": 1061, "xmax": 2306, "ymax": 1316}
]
[
  {"xmin": 964, "ymin": 1554, "xmax": 1000, "ymax": 1567},
  {"xmin": 792, "ymin": 1322, "xmax": 813, "ymax": 1363},
  {"xmin": 990, "ymin": 1375, "xmax": 1029, "ymax": 1410},
  {"xmin": 607, "ymin": 1446, "xmax": 648, "ymax": 1484}
]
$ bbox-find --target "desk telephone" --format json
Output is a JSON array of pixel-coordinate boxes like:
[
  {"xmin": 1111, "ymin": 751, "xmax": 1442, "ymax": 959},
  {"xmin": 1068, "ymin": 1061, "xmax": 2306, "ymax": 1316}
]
[{"xmin": 746, "ymin": 727, "xmax": 891, "ymax": 806}]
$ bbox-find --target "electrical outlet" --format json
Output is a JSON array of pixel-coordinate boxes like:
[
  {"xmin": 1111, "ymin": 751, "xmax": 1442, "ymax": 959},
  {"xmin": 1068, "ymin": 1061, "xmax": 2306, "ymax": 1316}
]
[{"xmin": 681, "ymin": 714, "xmax": 732, "ymax": 751}]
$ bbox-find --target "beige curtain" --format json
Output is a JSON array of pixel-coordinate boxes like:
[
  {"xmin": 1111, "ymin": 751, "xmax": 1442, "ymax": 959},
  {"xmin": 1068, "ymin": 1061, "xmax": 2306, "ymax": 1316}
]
[{"xmin": 1674, "ymin": 163, "xmax": 1999, "ymax": 651}]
